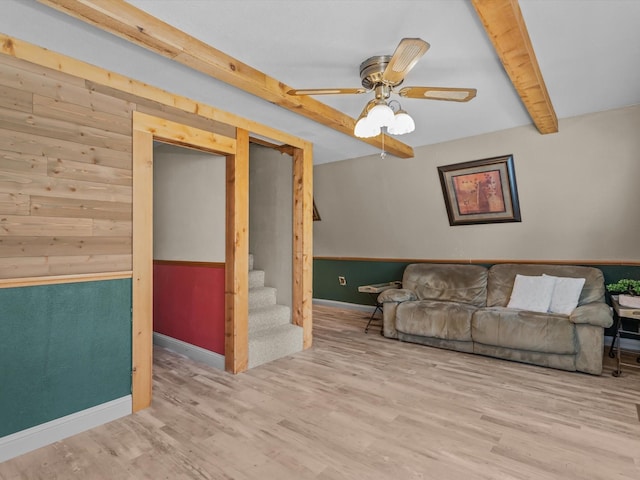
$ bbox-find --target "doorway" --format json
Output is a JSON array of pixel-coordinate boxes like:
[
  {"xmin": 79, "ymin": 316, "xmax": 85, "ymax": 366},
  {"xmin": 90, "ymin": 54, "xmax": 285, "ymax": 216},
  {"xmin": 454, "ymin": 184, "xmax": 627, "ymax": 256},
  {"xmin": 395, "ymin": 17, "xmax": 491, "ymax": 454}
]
[
  {"xmin": 131, "ymin": 112, "xmax": 313, "ymax": 412},
  {"xmin": 152, "ymin": 143, "xmax": 226, "ymax": 367}
]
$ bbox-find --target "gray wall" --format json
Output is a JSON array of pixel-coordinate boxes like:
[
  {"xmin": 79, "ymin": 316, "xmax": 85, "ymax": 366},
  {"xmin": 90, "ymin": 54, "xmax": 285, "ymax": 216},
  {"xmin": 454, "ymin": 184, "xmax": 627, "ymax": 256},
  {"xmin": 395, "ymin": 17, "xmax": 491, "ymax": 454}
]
[
  {"xmin": 314, "ymin": 105, "xmax": 640, "ymax": 261},
  {"xmin": 153, "ymin": 144, "xmax": 226, "ymax": 262},
  {"xmin": 249, "ymin": 145, "xmax": 293, "ymax": 307}
]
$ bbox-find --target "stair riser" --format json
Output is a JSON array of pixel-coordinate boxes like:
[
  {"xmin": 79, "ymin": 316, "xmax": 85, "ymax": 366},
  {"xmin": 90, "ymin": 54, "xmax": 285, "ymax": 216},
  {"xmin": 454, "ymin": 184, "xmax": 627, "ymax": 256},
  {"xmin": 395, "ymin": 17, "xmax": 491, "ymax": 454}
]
[
  {"xmin": 249, "ymin": 270, "xmax": 265, "ymax": 289},
  {"xmin": 249, "ymin": 287, "xmax": 277, "ymax": 309},
  {"xmin": 249, "ymin": 305, "xmax": 291, "ymax": 333},
  {"xmin": 248, "ymin": 325, "xmax": 303, "ymax": 369}
]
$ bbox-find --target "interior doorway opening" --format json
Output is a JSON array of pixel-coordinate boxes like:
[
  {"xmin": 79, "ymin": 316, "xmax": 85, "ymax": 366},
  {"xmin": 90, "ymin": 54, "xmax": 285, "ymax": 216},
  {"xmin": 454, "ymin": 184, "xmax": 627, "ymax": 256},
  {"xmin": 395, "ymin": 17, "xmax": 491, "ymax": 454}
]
[{"xmin": 152, "ymin": 143, "xmax": 226, "ymax": 370}]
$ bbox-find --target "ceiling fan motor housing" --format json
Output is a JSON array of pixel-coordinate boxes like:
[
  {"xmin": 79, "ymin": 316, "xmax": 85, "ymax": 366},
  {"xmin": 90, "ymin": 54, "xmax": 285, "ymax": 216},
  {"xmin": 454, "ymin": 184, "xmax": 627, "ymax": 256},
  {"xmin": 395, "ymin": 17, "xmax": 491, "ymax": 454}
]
[{"xmin": 360, "ymin": 55, "xmax": 403, "ymax": 89}]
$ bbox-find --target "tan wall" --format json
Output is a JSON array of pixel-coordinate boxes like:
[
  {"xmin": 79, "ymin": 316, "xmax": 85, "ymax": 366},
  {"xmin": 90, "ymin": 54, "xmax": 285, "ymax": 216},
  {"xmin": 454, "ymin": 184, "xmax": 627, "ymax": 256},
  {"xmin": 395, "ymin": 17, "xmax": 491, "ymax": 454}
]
[
  {"xmin": 0, "ymin": 54, "xmax": 232, "ymax": 279},
  {"xmin": 153, "ymin": 144, "xmax": 225, "ymax": 262},
  {"xmin": 314, "ymin": 105, "xmax": 640, "ymax": 262}
]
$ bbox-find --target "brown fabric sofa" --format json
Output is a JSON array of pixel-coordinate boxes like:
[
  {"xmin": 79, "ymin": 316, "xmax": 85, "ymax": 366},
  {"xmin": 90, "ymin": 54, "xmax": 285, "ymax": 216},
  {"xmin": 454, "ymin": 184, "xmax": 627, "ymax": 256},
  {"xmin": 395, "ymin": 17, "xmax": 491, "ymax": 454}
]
[{"xmin": 378, "ymin": 263, "xmax": 613, "ymax": 375}]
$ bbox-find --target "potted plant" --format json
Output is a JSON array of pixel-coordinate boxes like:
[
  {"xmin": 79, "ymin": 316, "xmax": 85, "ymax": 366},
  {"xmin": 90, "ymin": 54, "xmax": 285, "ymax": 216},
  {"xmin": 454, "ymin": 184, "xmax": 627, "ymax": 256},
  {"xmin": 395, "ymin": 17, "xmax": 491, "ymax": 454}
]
[{"xmin": 606, "ymin": 279, "xmax": 640, "ymax": 308}]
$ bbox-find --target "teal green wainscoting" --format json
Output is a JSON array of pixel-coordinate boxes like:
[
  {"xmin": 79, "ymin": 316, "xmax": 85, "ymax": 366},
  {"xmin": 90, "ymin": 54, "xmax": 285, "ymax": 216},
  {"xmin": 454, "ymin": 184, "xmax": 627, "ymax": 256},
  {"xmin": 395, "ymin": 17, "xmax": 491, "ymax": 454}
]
[
  {"xmin": 313, "ymin": 258, "xmax": 640, "ymax": 336},
  {"xmin": 0, "ymin": 279, "xmax": 132, "ymax": 438}
]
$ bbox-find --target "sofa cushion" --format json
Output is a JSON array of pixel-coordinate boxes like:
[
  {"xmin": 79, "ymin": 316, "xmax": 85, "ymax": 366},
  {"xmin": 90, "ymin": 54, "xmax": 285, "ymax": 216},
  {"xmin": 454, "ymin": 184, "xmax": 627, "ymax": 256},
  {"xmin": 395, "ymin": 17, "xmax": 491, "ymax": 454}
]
[
  {"xmin": 396, "ymin": 300, "xmax": 476, "ymax": 341},
  {"xmin": 402, "ymin": 264, "xmax": 488, "ymax": 307},
  {"xmin": 487, "ymin": 264, "xmax": 605, "ymax": 308},
  {"xmin": 472, "ymin": 307, "xmax": 577, "ymax": 354}
]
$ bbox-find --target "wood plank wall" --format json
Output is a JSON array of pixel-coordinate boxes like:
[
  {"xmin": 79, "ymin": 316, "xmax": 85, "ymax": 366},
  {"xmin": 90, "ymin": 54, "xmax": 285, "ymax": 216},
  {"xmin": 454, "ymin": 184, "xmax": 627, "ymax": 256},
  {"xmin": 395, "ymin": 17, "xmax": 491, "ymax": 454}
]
[
  {"xmin": 0, "ymin": 54, "xmax": 132, "ymax": 278},
  {"xmin": 0, "ymin": 54, "xmax": 233, "ymax": 279}
]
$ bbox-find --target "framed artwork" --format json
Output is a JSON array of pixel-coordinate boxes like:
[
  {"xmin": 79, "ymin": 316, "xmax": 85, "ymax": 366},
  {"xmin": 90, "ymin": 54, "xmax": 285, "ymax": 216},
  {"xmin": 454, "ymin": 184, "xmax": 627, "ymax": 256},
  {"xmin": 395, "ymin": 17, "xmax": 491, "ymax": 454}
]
[
  {"xmin": 437, "ymin": 154, "xmax": 521, "ymax": 226},
  {"xmin": 312, "ymin": 199, "xmax": 321, "ymax": 221}
]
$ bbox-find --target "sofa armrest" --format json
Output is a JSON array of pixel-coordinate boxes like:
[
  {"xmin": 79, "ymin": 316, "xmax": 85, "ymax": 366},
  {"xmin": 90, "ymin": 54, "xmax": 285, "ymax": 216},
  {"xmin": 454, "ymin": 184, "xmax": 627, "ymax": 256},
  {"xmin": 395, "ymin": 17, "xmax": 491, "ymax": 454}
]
[
  {"xmin": 377, "ymin": 289, "xmax": 416, "ymax": 339},
  {"xmin": 377, "ymin": 288, "xmax": 417, "ymax": 304},
  {"xmin": 569, "ymin": 302, "xmax": 613, "ymax": 328}
]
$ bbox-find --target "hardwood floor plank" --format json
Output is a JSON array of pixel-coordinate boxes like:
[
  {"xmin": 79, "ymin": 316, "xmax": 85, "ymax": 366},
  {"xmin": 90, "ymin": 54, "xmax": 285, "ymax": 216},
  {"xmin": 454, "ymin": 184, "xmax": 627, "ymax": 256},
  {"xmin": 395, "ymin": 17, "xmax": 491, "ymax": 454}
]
[{"xmin": 1, "ymin": 304, "xmax": 639, "ymax": 479}]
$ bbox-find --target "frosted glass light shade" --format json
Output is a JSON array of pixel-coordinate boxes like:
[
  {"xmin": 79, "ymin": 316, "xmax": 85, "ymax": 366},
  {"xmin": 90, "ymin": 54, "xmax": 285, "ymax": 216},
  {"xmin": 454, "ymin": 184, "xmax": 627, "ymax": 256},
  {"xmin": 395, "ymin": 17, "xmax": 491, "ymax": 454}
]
[
  {"xmin": 387, "ymin": 111, "xmax": 415, "ymax": 135},
  {"xmin": 367, "ymin": 103, "xmax": 395, "ymax": 127},
  {"xmin": 354, "ymin": 116, "xmax": 381, "ymax": 138}
]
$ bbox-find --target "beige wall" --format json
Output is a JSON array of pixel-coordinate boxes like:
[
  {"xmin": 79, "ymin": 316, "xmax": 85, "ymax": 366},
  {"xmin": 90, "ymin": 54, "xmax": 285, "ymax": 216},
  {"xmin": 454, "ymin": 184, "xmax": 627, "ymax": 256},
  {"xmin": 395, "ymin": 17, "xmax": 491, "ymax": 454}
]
[
  {"xmin": 314, "ymin": 105, "xmax": 640, "ymax": 261},
  {"xmin": 249, "ymin": 144, "xmax": 293, "ymax": 307},
  {"xmin": 153, "ymin": 144, "xmax": 226, "ymax": 262}
]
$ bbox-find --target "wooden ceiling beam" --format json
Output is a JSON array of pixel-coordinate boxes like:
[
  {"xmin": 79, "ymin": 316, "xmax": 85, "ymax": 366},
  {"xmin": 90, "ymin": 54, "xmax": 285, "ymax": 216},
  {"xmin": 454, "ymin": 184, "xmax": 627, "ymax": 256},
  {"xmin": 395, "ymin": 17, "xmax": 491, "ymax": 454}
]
[
  {"xmin": 37, "ymin": 0, "xmax": 414, "ymax": 159},
  {"xmin": 471, "ymin": 0, "xmax": 558, "ymax": 134}
]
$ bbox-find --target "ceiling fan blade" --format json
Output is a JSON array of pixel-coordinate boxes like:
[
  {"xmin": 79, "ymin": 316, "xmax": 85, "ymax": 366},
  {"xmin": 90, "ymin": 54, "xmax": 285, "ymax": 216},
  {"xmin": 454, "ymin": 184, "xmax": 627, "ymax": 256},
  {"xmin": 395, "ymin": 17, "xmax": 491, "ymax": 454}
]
[
  {"xmin": 398, "ymin": 86, "xmax": 477, "ymax": 102},
  {"xmin": 287, "ymin": 88, "xmax": 368, "ymax": 96},
  {"xmin": 382, "ymin": 38, "xmax": 430, "ymax": 85}
]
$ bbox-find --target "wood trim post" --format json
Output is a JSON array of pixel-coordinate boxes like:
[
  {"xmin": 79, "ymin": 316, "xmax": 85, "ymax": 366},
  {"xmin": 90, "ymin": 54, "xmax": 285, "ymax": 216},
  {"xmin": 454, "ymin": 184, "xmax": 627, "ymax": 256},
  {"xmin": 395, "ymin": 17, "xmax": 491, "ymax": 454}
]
[
  {"xmin": 131, "ymin": 128, "xmax": 153, "ymax": 412},
  {"xmin": 225, "ymin": 128, "xmax": 250, "ymax": 373},
  {"xmin": 292, "ymin": 145, "xmax": 313, "ymax": 348}
]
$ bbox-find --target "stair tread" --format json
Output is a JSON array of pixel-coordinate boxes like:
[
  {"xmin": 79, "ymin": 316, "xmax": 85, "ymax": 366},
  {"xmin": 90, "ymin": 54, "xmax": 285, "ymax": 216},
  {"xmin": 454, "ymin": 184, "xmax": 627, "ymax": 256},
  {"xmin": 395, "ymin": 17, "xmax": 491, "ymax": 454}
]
[
  {"xmin": 249, "ymin": 303, "xmax": 289, "ymax": 314},
  {"xmin": 249, "ymin": 286, "xmax": 276, "ymax": 292},
  {"xmin": 249, "ymin": 322, "xmax": 302, "ymax": 339}
]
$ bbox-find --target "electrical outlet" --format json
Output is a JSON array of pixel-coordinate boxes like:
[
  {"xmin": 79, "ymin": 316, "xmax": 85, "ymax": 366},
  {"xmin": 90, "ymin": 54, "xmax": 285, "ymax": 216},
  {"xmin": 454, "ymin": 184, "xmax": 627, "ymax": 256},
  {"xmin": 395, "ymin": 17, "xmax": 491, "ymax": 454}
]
[{"xmin": 338, "ymin": 276, "xmax": 347, "ymax": 286}]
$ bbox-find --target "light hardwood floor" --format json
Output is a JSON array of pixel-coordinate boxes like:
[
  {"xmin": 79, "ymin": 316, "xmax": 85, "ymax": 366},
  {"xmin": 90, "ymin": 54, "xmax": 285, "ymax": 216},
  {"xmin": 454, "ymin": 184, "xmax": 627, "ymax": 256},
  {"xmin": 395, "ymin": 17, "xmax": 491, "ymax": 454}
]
[{"xmin": 1, "ymin": 304, "xmax": 639, "ymax": 480}]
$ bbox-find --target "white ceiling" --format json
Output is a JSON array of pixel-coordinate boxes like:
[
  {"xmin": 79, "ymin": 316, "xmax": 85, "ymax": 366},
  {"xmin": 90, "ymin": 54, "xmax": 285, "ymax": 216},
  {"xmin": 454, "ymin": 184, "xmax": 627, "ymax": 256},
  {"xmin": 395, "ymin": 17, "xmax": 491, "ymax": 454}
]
[{"xmin": 3, "ymin": 1, "xmax": 640, "ymax": 164}]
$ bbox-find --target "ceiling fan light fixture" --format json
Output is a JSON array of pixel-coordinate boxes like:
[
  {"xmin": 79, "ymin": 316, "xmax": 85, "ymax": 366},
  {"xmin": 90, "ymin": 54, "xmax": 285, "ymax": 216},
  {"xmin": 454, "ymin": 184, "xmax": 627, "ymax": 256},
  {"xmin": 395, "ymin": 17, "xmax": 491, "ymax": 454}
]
[
  {"xmin": 387, "ymin": 110, "xmax": 415, "ymax": 135},
  {"xmin": 367, "ymin": 102, "xmax": 395, "ymax": 127},
  {"xmin": 290, "ymin": 38, "xmax": 476, "ymax": 141},
  {"xmin": 354, "ymin": 116, "xmax": 381, "ymax": 138}
]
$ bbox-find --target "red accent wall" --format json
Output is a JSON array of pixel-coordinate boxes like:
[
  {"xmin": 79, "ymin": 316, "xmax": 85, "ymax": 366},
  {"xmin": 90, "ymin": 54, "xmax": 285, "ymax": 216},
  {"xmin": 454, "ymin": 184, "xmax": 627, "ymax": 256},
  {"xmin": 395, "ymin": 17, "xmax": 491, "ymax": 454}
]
[{"xmin": 153, "ymin": 262, "xmax": 225, "ymax": 355}]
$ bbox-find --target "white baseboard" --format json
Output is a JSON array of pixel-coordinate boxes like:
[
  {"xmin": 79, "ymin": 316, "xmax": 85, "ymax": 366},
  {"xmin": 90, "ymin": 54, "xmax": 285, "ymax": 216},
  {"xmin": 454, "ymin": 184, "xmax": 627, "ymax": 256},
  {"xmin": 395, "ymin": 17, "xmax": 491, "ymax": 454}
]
[
  {"xmin": 0, "ymin": 395, "xmax": 132, "ymax": 463},
  {"xmin": 312, "ymin": 298, "xmax": 376, "ymax": 313},
  {"xmin": 153, "ymin": 332, "xmax": 225, "ymax": 370}
]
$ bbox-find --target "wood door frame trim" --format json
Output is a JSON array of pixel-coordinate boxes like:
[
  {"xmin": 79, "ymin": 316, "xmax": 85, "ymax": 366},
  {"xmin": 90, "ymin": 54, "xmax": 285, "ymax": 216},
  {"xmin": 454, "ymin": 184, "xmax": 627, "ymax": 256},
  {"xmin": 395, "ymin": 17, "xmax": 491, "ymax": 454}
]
[{"xmin": 132, "ymin": 111, "xmax": 245, "ymax": 412}]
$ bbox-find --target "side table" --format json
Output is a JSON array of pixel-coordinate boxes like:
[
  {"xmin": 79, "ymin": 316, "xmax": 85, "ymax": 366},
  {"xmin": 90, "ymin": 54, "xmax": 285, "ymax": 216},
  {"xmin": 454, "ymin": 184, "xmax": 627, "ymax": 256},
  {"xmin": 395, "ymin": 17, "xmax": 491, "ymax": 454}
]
[
  {"xmin": 358, "ymin": 281, "xmax": 402, "ymax": 333},
  {"xmin": 608, "ymin": 296, "xmax": 640, "ymax": 377}
]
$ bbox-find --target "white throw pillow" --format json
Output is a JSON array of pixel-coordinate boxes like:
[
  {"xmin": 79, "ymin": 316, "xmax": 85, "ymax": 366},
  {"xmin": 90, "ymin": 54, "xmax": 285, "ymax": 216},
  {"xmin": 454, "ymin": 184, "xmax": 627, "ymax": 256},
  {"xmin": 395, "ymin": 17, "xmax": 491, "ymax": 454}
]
[
  {"xmin": 543, "ymin": 274, "xmax": 586, "ymax": 315},
  {"xmin": 507, "ymin": 274, "xmax": 556, "ymax": 313}
]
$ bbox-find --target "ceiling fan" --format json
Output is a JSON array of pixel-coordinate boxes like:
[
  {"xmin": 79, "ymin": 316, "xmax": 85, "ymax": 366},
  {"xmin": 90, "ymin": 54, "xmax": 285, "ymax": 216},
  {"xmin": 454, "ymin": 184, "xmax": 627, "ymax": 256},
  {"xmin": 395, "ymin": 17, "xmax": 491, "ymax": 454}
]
[{"xmin": 287, "ymin": 38, "xmax": 477, "ymax": 138}]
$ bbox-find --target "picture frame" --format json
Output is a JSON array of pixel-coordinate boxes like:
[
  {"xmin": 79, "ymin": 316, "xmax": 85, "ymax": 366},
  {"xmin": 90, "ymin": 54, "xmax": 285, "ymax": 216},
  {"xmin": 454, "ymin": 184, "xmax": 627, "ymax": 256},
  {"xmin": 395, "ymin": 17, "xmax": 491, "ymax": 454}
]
[
  {"xmin": 437, "ymin": 154, "xmax": 521, "ymax": 226},
  {"xmin": 312, "ymin": 199, "xmax": 321, "ymax": 221}
]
